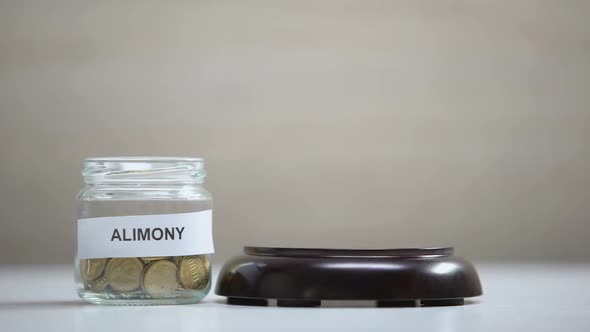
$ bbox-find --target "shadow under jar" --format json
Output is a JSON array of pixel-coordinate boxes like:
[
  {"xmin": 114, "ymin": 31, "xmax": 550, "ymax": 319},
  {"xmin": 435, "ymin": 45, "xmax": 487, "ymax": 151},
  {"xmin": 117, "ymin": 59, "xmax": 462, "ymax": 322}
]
[{"xmin": 75, "ymin": 157, "xmax": 214, "ymax": 305}]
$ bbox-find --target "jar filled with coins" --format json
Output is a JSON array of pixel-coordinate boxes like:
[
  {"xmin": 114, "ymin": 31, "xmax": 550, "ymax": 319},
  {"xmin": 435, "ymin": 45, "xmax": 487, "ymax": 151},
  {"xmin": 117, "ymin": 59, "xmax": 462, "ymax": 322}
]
[{"xmin": 76, "ymin": 157, "xmax": 214, "ymax": 305}]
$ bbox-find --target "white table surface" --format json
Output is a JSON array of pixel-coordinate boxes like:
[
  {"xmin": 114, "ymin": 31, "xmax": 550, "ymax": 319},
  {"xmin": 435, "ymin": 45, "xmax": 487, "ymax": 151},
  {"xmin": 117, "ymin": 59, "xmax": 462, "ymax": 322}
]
[{"xmin": 1, "ymin": 263, "xmax": 589, "ymax": 332}]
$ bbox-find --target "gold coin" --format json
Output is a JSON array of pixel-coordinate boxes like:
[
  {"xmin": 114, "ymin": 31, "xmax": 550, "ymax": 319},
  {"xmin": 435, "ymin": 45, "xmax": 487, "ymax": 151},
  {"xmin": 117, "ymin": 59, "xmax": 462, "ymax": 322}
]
[
  {"xmin": 104, "ymin": 258, "xmax": 144, "ymax": 292},
  {"xmin": 80, "ymin": 258, "xmax": 107, "ymax": 281},
  {"xmin": 140, "ymin": 257, "xmax": 169, "ymax": 263},
  {"xmin": 173, "ymin": 256, "xmax": 183, "ymax": 266},
  {"xmin": 85, "ymin": 277, "xmax": 108, "ymax": 293},
  {"xmin": 199, "ymin": 256, "xmax": 211, "ymax": 289},
  {"xmin": 142, "ymin": 260, "xmax": 179, "ymax": 297},
  {"xmin": 179, "ymin": 255, "xmax": 207, "ymax": 290},
  {"xmin": 201, "ymin": 255, "xmax": 211, "ymax": 277}
]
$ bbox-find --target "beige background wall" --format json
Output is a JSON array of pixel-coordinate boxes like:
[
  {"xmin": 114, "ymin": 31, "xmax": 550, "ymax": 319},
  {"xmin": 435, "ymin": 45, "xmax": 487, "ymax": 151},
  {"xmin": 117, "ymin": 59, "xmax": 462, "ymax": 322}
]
[{"xmin": 1, "ymin": 0, "xmax": 589, "ymax": 263}]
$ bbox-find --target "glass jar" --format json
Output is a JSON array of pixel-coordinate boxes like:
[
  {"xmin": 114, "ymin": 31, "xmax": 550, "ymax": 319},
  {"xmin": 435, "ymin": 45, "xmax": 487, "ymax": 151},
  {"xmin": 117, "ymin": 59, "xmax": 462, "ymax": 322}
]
[{"xmin": 75, "ymin": 157, "xmax": 213, "ymax": 305}]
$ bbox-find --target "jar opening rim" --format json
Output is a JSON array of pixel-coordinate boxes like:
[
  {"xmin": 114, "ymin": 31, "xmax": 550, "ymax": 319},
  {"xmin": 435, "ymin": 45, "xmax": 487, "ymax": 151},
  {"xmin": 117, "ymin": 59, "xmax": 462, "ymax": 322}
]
[
  {"xmin": 85, "ymin": 156, "xmax": 203, "ymax": 163},
  {"xmin": 82, "ymin": 156, "xmax": 206, "ymax": 184}
]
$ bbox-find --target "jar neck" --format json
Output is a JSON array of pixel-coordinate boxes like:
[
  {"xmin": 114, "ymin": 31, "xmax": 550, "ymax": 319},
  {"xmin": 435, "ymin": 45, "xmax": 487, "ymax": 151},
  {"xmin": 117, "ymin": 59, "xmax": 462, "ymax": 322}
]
[
  {"xmin": 85, "ymin": 183, "xmax": 205, "ymax": 189},
  {"xmin": 79, "ymin": 182, "xmax": 210, "ymax": 200}
]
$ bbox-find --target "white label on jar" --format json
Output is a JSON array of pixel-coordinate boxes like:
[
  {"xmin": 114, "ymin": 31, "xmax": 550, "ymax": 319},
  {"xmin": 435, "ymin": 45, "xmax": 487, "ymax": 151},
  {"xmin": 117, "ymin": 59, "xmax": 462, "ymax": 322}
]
[{"xmin": 77, "ymin": 210, "xmax": 214, "ymax": 259}]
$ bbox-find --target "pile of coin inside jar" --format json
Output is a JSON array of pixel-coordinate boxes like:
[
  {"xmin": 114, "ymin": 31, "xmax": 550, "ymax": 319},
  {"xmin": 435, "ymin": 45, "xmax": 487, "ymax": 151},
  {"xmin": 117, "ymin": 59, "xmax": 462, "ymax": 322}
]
[{"xmin": 79, "ymin": 255, "xmax": 210, "ymax": 298}]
